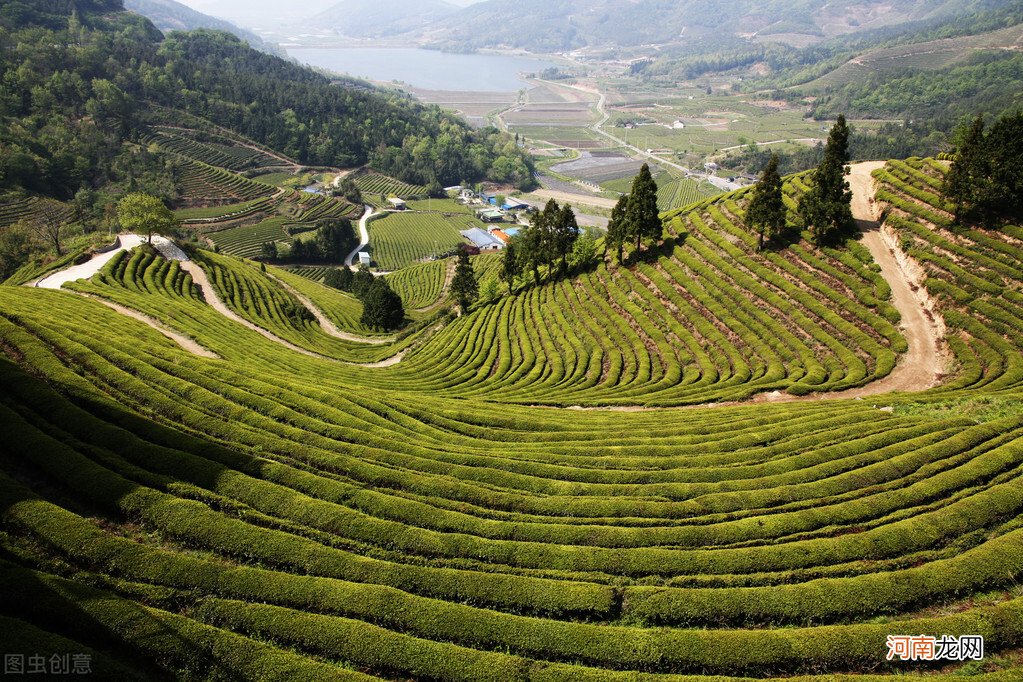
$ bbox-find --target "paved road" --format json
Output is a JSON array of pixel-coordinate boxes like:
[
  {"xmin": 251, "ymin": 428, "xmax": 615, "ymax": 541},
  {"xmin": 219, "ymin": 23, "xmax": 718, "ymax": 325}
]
[
  {"xmin": 36, "ymin": 235, "xmax": 182, "ymax": 289},
  {"xmin": 345, "ymin": 205, "xmax": 375, "ymax": 268}
]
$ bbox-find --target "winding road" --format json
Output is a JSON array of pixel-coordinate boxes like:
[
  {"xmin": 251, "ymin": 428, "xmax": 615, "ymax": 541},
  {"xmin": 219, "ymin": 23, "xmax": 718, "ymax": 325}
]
[{"xmin": 345, "ymin": 206, "xmax": 375, "ymax": 268}]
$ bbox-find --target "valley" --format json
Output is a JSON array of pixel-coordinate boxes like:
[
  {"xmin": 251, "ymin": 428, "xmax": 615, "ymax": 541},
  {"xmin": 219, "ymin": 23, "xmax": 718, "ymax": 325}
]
[{"xmin": 2, "ymin": 1, "xmax": 1023, "ymax": 680}]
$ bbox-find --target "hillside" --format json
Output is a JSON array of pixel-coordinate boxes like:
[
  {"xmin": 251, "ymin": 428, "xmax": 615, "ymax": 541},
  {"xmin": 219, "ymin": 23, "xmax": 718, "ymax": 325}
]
[
  {"xmin": 308, "ymin": 0, "xmax": 458, "ymax": 38},
  {"xmin": 2, "ymin": 153, "xmax": 1023, "ymax": 677},
  {"xmin": 418, "ymin": 0, "xmax": 980, "ymax": 53},
  {"xmin": 123, "ymin": 0, "xmax": 283, "ymax": 54}
]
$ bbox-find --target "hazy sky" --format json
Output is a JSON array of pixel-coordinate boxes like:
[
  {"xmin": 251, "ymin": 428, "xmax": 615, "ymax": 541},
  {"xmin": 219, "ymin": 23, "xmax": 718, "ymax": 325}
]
[{"xmin": 175, "ymin": 0, "xmax": 484, "ymax": 29}]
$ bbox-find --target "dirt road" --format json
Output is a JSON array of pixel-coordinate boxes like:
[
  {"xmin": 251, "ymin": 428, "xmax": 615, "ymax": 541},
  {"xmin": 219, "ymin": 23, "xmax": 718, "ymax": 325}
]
[{"xmin": 833, "ymin": 161, "xmax": 945, "ymax": 396}]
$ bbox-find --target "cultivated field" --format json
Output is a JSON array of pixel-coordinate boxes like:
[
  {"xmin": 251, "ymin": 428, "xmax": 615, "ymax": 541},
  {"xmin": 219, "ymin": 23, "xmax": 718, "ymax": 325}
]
[
  {"xmin": 2, "ymin": 156, "xmax": 1023, "ymax": 680},
  {"xmin": 368, "ymin": 212, "xmax": 478, "ymax": 271}
]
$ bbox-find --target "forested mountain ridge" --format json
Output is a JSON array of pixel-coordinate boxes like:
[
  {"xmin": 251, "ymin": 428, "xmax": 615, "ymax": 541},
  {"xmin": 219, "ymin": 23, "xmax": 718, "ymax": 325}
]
[
  {"xmin": 0, "ymin": 0, "xmax": 534, "ymax": 204},
  {"xmin": 123, "ymin": 0, "xmax": 283, "ymax": 55},
  {"xmin": 417, "ymin": 0, "xmax": 980, "ymax": 53}
]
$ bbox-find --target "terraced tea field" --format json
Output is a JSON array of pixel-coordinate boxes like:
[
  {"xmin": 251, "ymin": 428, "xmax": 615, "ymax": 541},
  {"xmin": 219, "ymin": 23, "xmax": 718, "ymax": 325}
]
[
  {"xmin": 2, "ymin": 158, "xmax": 1023, "ymax": 680},
  {"xmin": 367, "ymin": 212, "xmax": 479, "ymax": 271}
]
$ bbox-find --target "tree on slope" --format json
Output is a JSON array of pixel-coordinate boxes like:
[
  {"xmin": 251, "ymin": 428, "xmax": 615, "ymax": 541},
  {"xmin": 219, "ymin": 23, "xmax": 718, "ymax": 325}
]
[
  {"xmin": 451, "ymin": 247, "xmax": 479, "ymax": 313},
  {"xmin": 29, "ymin": 199, "xmax": 70, "ymax": 257},
  {"xmin": 944, "ymin": 115, "xmax": 987, "ymax": 222},
  {"xmin": 626, "ymin": 163, "xmax": 661, "ymax": 251},
  {"xmin": 944, "ymin": 112, "xmax": 1023, "ymax": 225},
  {"xmin": 552, "ymin": 203, "xmax": 580, "ymax": 275},
  {"xmin": 360, "ymin": 278, "xmax": 404, "ymax": 331},
  {"xmin": 501, "ymin": 242, "xmax": 519, "ymax": 294},
  {"xmin": 798, "ymin": 116, "xmax": 854, "ymax": 246},
  {"xmin": 746, "ymin": 153, "xmax": 787, "ymax": 251},
  {"xmin": 117, "ymin": 193, "xmax": 177, "ymax": 244},
  {"xmin": 605, "ymin": 194, "xmax": 629, "ymax": 264},
  {"xmin": 324, "ymin": 267, "xmax": 354, "ymax": 292}
]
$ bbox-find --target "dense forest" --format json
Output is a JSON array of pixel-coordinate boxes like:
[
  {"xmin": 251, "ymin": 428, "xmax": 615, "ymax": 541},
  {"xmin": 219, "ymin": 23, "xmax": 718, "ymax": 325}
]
[{"xmin": 0, "ymin": 0, "xmax": 535, "ymax": 203}]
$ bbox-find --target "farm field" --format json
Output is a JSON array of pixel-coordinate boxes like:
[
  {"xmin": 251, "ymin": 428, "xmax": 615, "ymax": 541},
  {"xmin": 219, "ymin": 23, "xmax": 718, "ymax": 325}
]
[
  {"xmin": 353, "ymin": 172, "xmax": 428, "ymax": 205},
  {"xmin": 2, "ymin": 156, "xmax": 1023, "ymax": 681},
  {"xmin": 367, "ymin": 211, "xmax": 480, "ymax": 271},
  {"xmin": 385, "ymin": 259, "xmax": 450, "ymax": 309}
]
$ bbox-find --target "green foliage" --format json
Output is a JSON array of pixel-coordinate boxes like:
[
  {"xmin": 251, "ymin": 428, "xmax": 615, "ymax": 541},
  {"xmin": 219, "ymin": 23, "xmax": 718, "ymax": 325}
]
[
  {"xmin": 450, "ymin": 248, "xmax": 478, "ymax": 312},
  {"xmin": 945, "ymin": 111, "xmax": 1023, "ymax": 224},
  {"xmin": 359, "ymin": 277, "xmax": 405, "ymax": 331},
  {"xmin": 745, "ymin": 154, "xmax": 788, "ymax": 250},
  {"xmin": 625, "ymin": 164, "xmax": 661, "ymax": 250},
  {"xmin": 324, "ymin": 266, "xmax": 354, "ymax": 292},
  {"xmin": 117, "ymin": 192, "xmax": 177, "ymax": 242},
  {"xmin": 501, "ymin": 242, "xmax": 519, "ymax": 294},
  {"xmin": 799, "ymin": 116, "xmax": 855, "ymax": 245}
]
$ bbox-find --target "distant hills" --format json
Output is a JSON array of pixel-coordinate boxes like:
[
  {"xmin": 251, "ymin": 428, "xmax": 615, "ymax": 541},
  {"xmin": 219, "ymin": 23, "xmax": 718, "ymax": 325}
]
[
  {"xmin": 124, "ymin": 0, "xmax": 283, "ymax": 54},
  {"xmin": 309, "ymin": 0, "xmax": 458, "ymax": 38},
  {"xmin": 411, "ymin": 0, "xmax": 981, "ymax": 52}
]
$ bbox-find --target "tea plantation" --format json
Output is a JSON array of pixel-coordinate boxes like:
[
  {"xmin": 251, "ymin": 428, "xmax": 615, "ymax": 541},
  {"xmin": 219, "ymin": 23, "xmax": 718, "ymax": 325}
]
[{"xmin": 2, "ymin": 159, "xmax": 1023, "ymax": 680}]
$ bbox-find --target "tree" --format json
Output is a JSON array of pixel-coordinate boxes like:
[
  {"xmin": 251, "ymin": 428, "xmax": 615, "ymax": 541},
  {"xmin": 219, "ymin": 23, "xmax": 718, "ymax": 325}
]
[
  {"xmin": 944, "ymin": 115, "xmax": 987, "ymax": 221},
  {"xmin": 479, "ymin": 278, "xmax": 500, "ymax": 305},
  {"xmin": 29, "ymin": 199, "xmax": 70, "ymax": 256},
  {"xmin": 501, "ymin": 242, "xmax": 519, "ymax": 294},
  {"xmin": 260, "ymin": 241, "xmax": 278, "ymax": 261},
  {"xmin": 324, "ymin": 267, "xmax": 354, "ymax": 292},
  {"xmin": 351, "ymin": 264, "xmax": 375, "ymax": 299},
  {"xmin": 552, "ymin": 203, "xmax": 580, "ymax": 275},
  {"xmin": 746, "ymin": 153, "xmax": 787, "ymax": 250},
  {"xmin": 569, "ymin": 228, "xmax": 598, "ymax": 273},
  {"xmin": 606, "ymin": 194, "xmax": 629, "ymax": 264},
  {"xmin": 450, "ymin": 248, "xmax": 479, "ymax": 312},
  {"xmin": 798, "ymin": 116, "xmax": 854, "ymax": 245},
  {"xmin": 979, "ymin": 111, "xmax": 1023, "ymax": 221},
  {"xmin": 626, "ymin": 164, "xmax": 660, "ymax": 251},
  {"xmin": 0, "ymin": 220, "xmax": 35, "ymax": 281},
  {"xmin": 315, "ymin": 218, "xmax": 354, "ymax": 262},
  {"xmin": 360, "ymin": 278, "xmax": 404, "ymax": 331},
  {"xmin": 117, "ymin": 193, "xmax": 177, "ymax": 244}
]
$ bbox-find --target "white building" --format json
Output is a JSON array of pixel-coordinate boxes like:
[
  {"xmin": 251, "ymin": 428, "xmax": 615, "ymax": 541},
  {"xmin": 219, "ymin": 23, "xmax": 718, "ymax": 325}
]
[{"xmin": 358, "ymin": 252, "xmax": 371, "ymax": 266}]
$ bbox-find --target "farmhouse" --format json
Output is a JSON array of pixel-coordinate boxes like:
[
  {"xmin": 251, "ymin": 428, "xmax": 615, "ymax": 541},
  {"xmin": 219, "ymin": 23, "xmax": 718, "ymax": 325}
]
[
  {"xmin": 461, "ymin": 227, "xmax": 504, "ymax": 251},
  {"xmin": 387, "ymin": 198, "xmax": 407, "ymax": 210},
  {"xmin": 477, "ymin": 208, "xmax": 506, "ymax": 223},
  {"xmin": 490, "ymin": 229, "xmax": 513, "ymax": 245}
]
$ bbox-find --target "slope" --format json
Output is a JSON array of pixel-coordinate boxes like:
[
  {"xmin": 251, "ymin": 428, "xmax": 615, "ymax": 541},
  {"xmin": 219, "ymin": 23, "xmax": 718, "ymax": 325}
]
[{"xmin": 2, "ymin": 156, "xmax": 1023, "ymax": 679}]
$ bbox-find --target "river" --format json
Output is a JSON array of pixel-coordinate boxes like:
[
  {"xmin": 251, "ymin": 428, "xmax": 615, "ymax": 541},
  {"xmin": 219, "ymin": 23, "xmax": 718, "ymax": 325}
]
[{"xmin": 286, "ymin": 47, "xmax": 555, "ymax": 92}]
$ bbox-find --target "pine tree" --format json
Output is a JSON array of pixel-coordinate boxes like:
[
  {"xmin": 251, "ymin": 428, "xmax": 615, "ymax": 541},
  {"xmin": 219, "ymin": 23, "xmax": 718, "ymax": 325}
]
[
  {"xmin": 450, "ymin": 248, "xmax": 478, "ymax": 312},
  {"xmin": 627, "ymin": 164, "xmax": 660, "ymax": 251},
  {"xmin": 798, "ymin": 116, "xmax": 854, "ymax": 245},
  {"xmin": 501, "ymin": 242, "xmax": 519, "ymax": 294},
  {"xmin": 553, "ymin": 203, "xmax": 579, "ymax": 275},
  {"xmin": 746, "ymin": 153, "xmax": 787, "ymax": 251},
  {"xmin": 606, "ymin": 194, "xmax": 628, "ymax": 264}
]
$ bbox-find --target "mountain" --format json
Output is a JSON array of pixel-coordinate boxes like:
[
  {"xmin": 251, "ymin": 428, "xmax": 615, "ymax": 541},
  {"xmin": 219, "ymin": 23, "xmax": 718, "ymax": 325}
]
[
  {"xmin": 306, "ymin": 0, "xmax": 459, "ymax": 38},
  {"xmin": 419, "ymin": 0, "xmax": 994, "ymax": 52},
  {"xmin": 123, "ymin": 0, "xmax": 283, "ymax": 54}
]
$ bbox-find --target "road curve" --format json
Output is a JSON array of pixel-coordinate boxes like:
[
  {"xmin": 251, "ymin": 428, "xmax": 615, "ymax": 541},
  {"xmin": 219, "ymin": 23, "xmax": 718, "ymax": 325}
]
[{"xmin": 345, "ymin": 206, "xmax": 375, "ymax": 268}]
